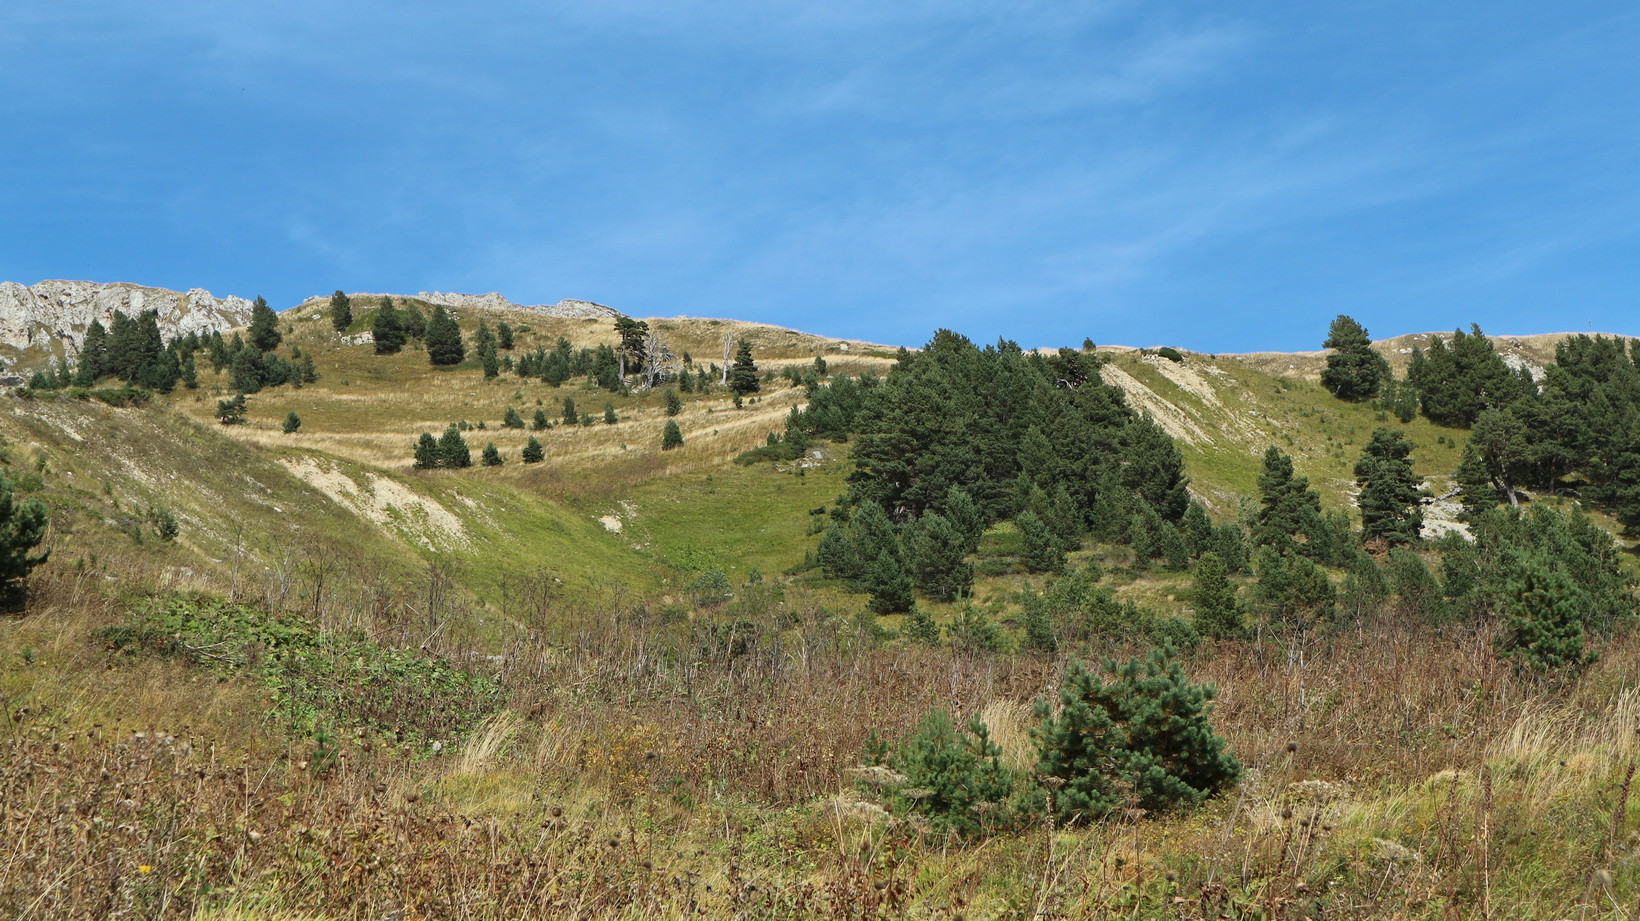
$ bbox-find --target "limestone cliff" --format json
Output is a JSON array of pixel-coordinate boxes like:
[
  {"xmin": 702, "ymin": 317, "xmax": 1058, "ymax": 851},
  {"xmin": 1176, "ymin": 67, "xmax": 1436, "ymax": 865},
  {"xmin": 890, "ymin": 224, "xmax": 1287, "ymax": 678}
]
[{"xmin": 0, "ymin": 280, "xmax": 254, "ymax": 370}]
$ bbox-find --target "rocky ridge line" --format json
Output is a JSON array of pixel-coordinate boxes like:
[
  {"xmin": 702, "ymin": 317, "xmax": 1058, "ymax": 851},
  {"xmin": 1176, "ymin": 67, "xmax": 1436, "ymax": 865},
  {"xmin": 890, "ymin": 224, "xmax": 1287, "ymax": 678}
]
[{"xmin": 0, "ymin": 280, "xmax": 255, "ymax": 366}]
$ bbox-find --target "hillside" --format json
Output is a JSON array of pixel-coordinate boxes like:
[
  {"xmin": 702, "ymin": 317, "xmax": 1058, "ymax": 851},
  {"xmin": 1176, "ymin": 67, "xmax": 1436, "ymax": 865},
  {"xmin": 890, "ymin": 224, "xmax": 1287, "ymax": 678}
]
[{"xmin": 4, "ymin": 295, "xmax": 1640, "ymax": 919}]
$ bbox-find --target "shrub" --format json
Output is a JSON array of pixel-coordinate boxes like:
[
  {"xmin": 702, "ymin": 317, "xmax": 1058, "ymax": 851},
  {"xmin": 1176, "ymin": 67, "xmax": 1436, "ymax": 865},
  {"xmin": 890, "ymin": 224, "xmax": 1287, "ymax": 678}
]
[
  {"xmin": 0, "ymin": 471, "xmax": 49, "ymax": 610},
  {"xmin": 1156, "ymin": 346, "xmax": 1184, "ymax": 362},
  {"xmin": 864, "ymin": 709, "xmax": 1018, "ymax": 838},
  {"xmin": 1033, "ymin": 644, "xmax": 1240, "ymax": 822},
  {"xmin": 662, "ymin": 420, "xmax": 684, "ymax": 451}
]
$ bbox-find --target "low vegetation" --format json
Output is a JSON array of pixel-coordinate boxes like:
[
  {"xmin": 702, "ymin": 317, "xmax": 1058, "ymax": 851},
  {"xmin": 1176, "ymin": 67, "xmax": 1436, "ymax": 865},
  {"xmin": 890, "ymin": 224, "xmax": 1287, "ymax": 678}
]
[{"xmin": 2, "ymin": 305, "xmax": 1639, "ymax": 918}]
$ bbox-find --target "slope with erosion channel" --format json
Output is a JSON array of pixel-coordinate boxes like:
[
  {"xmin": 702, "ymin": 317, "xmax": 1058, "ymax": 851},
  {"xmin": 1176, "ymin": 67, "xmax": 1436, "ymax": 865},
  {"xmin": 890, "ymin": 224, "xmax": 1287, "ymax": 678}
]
[
  {"xmin": 0, "ymin": 393, "xmax": 663, "ymax": 638},
  {"xmin": 1096, "ymin": 348, "xmax": 1468, "ymax": 527}
]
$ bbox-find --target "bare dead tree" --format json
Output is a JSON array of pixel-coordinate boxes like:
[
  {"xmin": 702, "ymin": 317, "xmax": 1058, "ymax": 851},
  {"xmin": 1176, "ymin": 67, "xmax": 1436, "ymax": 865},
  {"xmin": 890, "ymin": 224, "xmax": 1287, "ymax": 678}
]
[
  {"xmin": 721, "ymin": 333, "xmax": 736, "ymax": 386},
  {"xmin": 640, "ymin": 328, "xmax": 677, "ymax": 390}
]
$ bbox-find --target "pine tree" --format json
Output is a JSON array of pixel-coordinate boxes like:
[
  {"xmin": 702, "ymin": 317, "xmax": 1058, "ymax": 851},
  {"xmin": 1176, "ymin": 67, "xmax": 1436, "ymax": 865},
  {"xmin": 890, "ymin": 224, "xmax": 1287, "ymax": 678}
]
[
  {"xmin": 402, "ymin": 302, "xmax": 427, "ymax": 339},
  {"xmin": 78, "ymin": 319, "xmax": 109, "ymax": 381},
  {"xmin": 0, "ymin": 471, "xmax": 50, "ymax": 610},
  {"xmin": 1191, "ymin": 552, "xmax": 1243, "ymax": 639},
  {"xmin": 875, "ymin": 710, "xmax": 1016, "ymax": 838},
  {"xmin": 521, "ymin": 436, "xmax": 544, "ymax": 463},
  {"xmin": 215, "ymin": 393, "xmax": 247, "ymax": 425},
  {"xmin": 1320, "ymin": 315, "xmax": 1389, "ymax": 401},
  {"xmin": 414, "ymin": 432, "xmax": 440, "ymax": 469},
  {"xmin": 1355, "ymin": 427, "xmax": 1425, "ymax": 545},
  {"xmin": 1497, "ymin": 554, "xmax": 1595, "ymax": 676},
  {"xmin": 904, "ymin": 512, "xmax": 974, "ymax": 601},
  {"xmin": 502, "ymin": 407, "xmax": 524, "ymax": 429},
  {"xmin": 180, "ymin": 351, "xmax": 198, "ymax": 389},
  {"xmin": 663, "ymin": 388, "xmax": 682, "ymax": 417},
  {"xmin": 248, "ymin": 296, "xmax": 282, "ymax": 352},
  {"xmin": 817, "ymin": 520, "xmax": 863, "ymax": 584},
  {"xmin": 496, "ymin": 321, "xmax": 514, "ymax": 350},
  {"xmin": 329, "ymin": 291, "xmax": 352, "ymax": 332},
  {"xmin": 282, "ymin": 411, "xmax": 301, "ymax": 434},
  {"xmin": 531, "ymin": 408, "xmax": 549, "ymax": 430},
  {"xmin": 1456, "ymin": 442, "xmax": 1498, "ymax": 516},
  {"xmin": 1017, "ymin": 509, "xmax": 1066, "ymax": 574},
  {"xmin": 661, "ymin": 420, "xmax": 684, "ymax": 450},
  {"xmin": 561, "ymin": 397, "xmax": 578, "ymax": 427},
  {"xmin": 372, "ymin": 298, "xmax": 406, "ymax": 354},
  {"xmin": 1180, "ymin": 501, "xmax": 1214, "ymax": 557},
  {"xmin": 864, "ymin": 551, "xmax": 915, "ymax": 614},
  {"xmin": 425, "ymin": 306, "xmax": 466, "ymax": 366},
  {"xmin": 729, "ymin": 341, "xmax": 760, "ymax": 396},
  {"xmin": 481, "ymin": 442, "xmax": 503, "ymax": 466},
  {"xmin": 1032, "ymin": 647, "xmax": 1240, "ymax": 821},
  {"xmin": 438, "ymin": 424, "xmax": 471, "ymax": 468},
  {"xmin": 1254, "ymin": 446, "xmax": 1327, "ymax": 557},
  {"xmin": 942, "ymin": 487, "xmax": 987, "ymax": 555},
  {"xmin": 603, "ymin": 402, "xmax": 618, "ymax": 424},
  {"xmin": 481, "ymin": 346, "xmax": 499, "ymax": 378}
]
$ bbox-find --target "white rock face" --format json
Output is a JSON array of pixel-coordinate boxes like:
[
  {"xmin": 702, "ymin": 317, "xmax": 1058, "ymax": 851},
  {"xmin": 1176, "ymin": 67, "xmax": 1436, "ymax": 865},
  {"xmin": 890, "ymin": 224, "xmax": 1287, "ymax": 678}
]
[
  {"xmin": 416, "ymin": 291, "xmax": 622, "ymax": 320},
  {"xmin": 0, "ymin": 280, "xmax": 254, "ymax": 365}
]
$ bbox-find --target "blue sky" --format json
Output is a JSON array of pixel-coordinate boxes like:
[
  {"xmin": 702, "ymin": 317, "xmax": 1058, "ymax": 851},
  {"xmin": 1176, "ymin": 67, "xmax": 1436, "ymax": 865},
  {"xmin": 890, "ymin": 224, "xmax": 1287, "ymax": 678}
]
[{"xmin": 3, "ymin": 1, "xmax": 1636, "ymax": 351}]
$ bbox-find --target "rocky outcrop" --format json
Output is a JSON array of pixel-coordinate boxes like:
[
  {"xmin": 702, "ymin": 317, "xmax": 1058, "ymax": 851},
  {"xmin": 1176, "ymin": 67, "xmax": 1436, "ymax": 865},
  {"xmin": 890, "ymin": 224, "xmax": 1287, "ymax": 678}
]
[
  {"xmin": 0, "ymin": 280, "xmax": 254, "ymax": 369},
  {"xmin": 417, "ymin": 291, "xmax": 622, "ymax": 320}
]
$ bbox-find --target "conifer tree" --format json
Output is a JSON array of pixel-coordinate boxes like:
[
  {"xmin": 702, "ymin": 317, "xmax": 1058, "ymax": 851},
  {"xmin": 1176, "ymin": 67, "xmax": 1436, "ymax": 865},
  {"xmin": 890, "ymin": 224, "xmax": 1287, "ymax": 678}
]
[
  {"xmin": 521, "ymin": 436, "xmax": 544, "ymax": 463},
  {"xmin": 663, "ymin": 387, "xmax": 682, "ymax": 417},
  {"xmin": 372, "ymin": 297, "xmax": 405, "ymax": 354},
  {"xmin": 603, "ymin": 402, "xmax": 618, "ymax": 424},
  {"xmin": 402, "ymin": 302, "xmax": 428, "ymax": 339},
  {"xmin": 661, "ymin": 419, "xmax": 684, "ymax": 450},
  {"xmin": 503, "ymin": 407, "xmax": 524, "ymax": 429},
  {"xmin": 1497, "ymin": 554, "xmax": 1595, "ymax": 676},
  {"xmin": 1191, "ymin": 552, "xmax": 1243, "ymax": 639},
  {"xmin": 248, "ymin": 296, "xmax": 282, "ymax": 352},
  {"xmin": 180, "ymin": 351, "xmax": 198, "ymax": 389},
  {"xmin": 481, "ymin": 442, "xmax": 503, "ymax": 466},
  {"xmin": 1017, "ymin": 509, "xmax": 1066, "ymax": 574},
  {"xmin": 817, "ymin": 521, "xmax": 863, "ymax": 584},
  {"xmin": 425, "ymin": 305, "xmax": 466, "ymax": 366},
  {"xmin": 496, "ymin": 321, "xmax": 514, "ymax": 350},
  {"xmin": 215, "ymin": 393, "xmax": 247, "ymax": 425},
  {"xmin": 1354, "ymin": 427, "xmax": 1424, "ymax": 545},
  {"xmin": 874, "ymin": 710, "xmax": 1016, "ymax": 838},
  {"xmin": 864, "ymin": 551, "xmax": 915, "ymax": 614},
  {"xmin": 0, "ymin": 471, "xmax": 50, "ymax": 610},
  {"xmin": 942, "ymin": 487, "xmax": 987, "ymax": 555},
  {"xmin": 329, "ymin": 291, "xmax": 352, "ymax": 331},
  {"xmin": 1032, "ymin": 647, "xmax": 1240, "ymax": 821},
  {"xmin": 1320, "ymin": 315, "xmax": 1389, "ymax": 401},
  {"xmin": 78, "ymin": 319, "xmax": 109, "ymax": 381},
  {"xmin": 561, "ymin": 397, "xmax": 578, "ymax": 427},
  {"xmin": 414, "ymin": 432, "xmax": 440, "ymax": 469},
  {"xmin": 904, "ymin": 512, "xmax": 973, "ymax": 601},
  {"xmin": 481, "ymin": 346, "xmax": 499, "ymax": 378},
  {"xmin": 1181, "ymin": 501, "xmax": 1214, "ymax": 557},
  {"xmin": 532, "ymin": 408, "xmax": 549, "ymax": 431},
  {"xmin": 282, "ymin": 411, "xmax": 301, "ymax": 434},
  {"xmin": 438, "ymin": 424, "xmax": 471, "ymax": 468},
  {"xmin": 1254, "ymin": 446, "xmax": 1327, "ymax": 557},
  {"xmin": 729, "ymin": 341, "xmax": 760, "ymax": 396}
]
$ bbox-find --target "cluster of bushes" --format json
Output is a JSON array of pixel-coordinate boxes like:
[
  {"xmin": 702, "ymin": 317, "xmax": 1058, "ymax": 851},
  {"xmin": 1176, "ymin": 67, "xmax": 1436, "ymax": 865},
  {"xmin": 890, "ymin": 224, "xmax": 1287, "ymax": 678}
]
[{"xmin": 862, "ymin": 644, "xmax": 1239, "ymax": 837}]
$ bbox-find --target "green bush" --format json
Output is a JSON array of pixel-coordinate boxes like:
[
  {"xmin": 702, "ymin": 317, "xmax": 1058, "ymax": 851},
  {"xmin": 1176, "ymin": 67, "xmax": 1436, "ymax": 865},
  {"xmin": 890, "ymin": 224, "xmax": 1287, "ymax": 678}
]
[
  {"xmin": 1033, "ymin": 644, "xmax": 1240, "ymax": 821},
  {"xmin": 864, "ymin": 709, "xmax": 1019, "ymax": 838}
]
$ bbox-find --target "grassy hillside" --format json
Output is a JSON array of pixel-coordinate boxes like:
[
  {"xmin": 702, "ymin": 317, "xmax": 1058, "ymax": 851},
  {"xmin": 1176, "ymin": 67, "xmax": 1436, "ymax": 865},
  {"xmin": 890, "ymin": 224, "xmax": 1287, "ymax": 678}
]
[{"xmin": 4, "ymin": 308, "xmax": 1639, "ymax": 919}]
